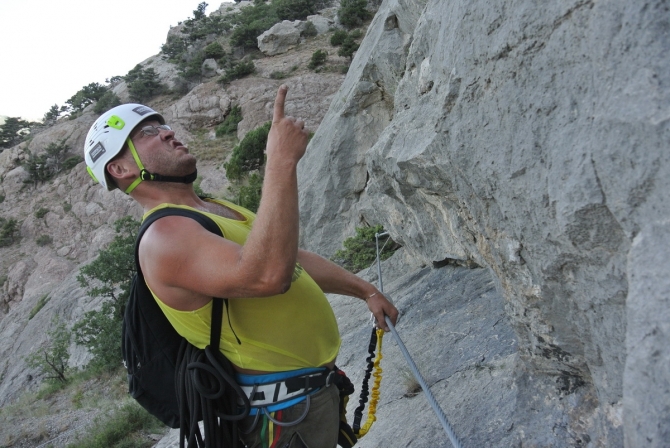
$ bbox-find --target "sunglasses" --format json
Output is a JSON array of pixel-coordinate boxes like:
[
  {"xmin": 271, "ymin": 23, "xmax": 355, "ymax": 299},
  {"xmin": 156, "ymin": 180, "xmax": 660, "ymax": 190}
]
[{"xmin": 138, "ymin": 124, "xmax": 172, "ymax": 137}]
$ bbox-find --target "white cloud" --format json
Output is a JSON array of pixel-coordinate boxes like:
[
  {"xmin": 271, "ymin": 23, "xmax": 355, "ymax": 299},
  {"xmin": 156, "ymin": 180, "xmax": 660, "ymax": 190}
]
[{"xmin": 0, "ymin": 0, "xmax": 232, "ymax": 121}]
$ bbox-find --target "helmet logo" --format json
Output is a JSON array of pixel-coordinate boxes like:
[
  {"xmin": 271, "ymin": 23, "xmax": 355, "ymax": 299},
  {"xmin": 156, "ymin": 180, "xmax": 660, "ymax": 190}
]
[
  {"xmin": 89, "ymin": 142, "xmax": 107, "ymax": 163},
  {"xmin": 132, "ymin": 106, "xmax": 153, "ymax": 116}
]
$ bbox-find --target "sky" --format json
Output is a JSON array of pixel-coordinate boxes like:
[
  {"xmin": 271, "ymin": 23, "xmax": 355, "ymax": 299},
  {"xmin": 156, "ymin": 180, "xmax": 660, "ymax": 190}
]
[{"xmin": 0, "ymin": 0, "xmax": 232, "ymax": 121}]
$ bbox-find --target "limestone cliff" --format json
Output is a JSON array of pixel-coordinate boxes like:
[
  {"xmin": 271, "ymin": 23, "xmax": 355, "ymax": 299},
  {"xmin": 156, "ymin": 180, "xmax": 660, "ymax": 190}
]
[{"xmin": 298, "ymin": 0, "xmax": 669, "ymax": 446}]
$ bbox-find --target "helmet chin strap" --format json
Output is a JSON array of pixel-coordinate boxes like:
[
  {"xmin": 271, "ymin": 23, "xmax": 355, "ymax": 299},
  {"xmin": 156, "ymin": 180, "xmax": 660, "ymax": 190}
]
[{"xmin": 124, "ymin": 138, "xmax": 197, "ymax": 194}]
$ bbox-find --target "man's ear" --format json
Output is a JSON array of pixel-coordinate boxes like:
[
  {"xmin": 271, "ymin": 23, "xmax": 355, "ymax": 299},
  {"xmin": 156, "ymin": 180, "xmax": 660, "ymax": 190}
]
[{"xmin": 106, "ymin": 157, "xmax": 136, "ymax": 182}]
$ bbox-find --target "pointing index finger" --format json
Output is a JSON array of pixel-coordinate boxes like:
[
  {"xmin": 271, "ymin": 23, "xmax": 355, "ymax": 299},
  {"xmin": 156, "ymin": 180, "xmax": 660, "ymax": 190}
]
[{"xmin": 273, "ymin": 85, "xmax": 288, "ymax": 122}]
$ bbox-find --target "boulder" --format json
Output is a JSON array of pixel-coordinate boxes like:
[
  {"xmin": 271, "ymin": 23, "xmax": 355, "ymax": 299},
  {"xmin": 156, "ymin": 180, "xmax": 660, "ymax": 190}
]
[
  {"xmin": 257, "ymin": 20, "xmax": 304, "ymax": 56},
  {"xmin": 201, "ymin": 58, "xmax": 219, "ymax": 78},
  {"xmin": 306, "ymin": 14, "xmax": 334, "ymax": 34}
]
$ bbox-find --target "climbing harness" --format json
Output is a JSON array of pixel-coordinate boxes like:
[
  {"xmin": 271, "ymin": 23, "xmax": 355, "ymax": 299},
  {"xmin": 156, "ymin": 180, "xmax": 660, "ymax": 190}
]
[{"xmin": 354, "ymin": 231, "xmax": 464, "ymax": 448}]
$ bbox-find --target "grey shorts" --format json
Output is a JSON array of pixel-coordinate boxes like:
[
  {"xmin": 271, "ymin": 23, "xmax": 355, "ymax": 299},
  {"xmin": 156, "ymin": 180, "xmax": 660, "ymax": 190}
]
[{"xmin": 240, "ymin": 384, "xmax": 340, "ymax": 448}]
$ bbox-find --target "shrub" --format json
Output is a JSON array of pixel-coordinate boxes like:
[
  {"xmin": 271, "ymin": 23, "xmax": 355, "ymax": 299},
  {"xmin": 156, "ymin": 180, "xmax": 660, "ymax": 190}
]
[
  {"xmin": 0, "ymin": 194, "xmax": 4, "ymax": 203},
  {"xmin": 338, "ymin": 35, "xmax": 360, "ymax": 59},
  {"xmin": 269, "ymin": 71, "xmax": 287, "ymax": 80},
  {"xmin": 43, "ymin": 104, "xmax": 62, "ymax": 125},
  {"xmin": 224, "ymin": 122, "xmax": 271, "ymax": 180},
  {"xmin": 179, "ymin": 52, "xmax": 206, "ymax": 81},
  {"xmin": 237, "ymin": 173, "xmax": 263, "ymax": 212},
  {"xmin": 74, "ymin": 216, "xmax": 138, "ymax": 372},
  {"xmin": 331, "ymin": 225, "xmax": 400, "ymax": 272},
  {"xmin": 67, "ymin": 401, "xmax": 164, "ymax": 448},
  {"xmin": 93, "ymin": 91, "xmax": 121, "ymax": 114},
  {"xmin": 308, "ymin": 49, "xmax": 328, "ymax": 70},
  {"xmin": 330, "ymin": 29, "xmax": 348, "ymax": 46},
  {"xmin": 0, "ymin": 117, "xmax": 32, "ymax": 150},
  {"xmin": 161, "ymin": 35, "xmax": 189, "ymax": 61},
  {"xmin": 338, "ymin": 0, "xmax": 371, "ymax": 29},
  {"xmin": 36, "ymin": 235, "xmax": 52, "ymax": 246},
  {"xmin": 63, "ymin": 202, "xmax": 72, "ymax": 212},
  {"xmin": 218, "ymin": 60, "xmax": 256, "ymax": 84},
  {"xmin": 125, "ymin": 64, "xmax": 165, "ymax": 102},
  {"xmin": 23, "ymin": 139, "xmax": 71, "ymax": 184},
  {"xmin": 204, "ymin": 41, "xmax": 226, "ymax": 60},
  {"xmin": 62, "ymin": 155, "xmax": 83, "ymax": 171},
  {"xmin": 0, "ymin": 218, "xmax": 19, "ymax": 247},
  {"xmin": 25, "ymin": 316, "xmax": 71, "ymax": 383},
  {"xmin": 274, "ymin": 0, "xmax": 316, "ymax": 21},
  {"xmin": 302, "ymin": 21, "xmax": 318, "ymax": 37},
  {"xmin": 65, "ymin": 83, "xmax": 108, "ymax": 114},
  {"xmin": 229, "ymin": 2, "xmax": 279, "ymax": 49},
  {"xmin": 216, "ymin": 105, "xmax": 243, "ymax": 137},
  {"xmin": 35, "ymin": 208, "xmax": 49, "ymax": 219}
]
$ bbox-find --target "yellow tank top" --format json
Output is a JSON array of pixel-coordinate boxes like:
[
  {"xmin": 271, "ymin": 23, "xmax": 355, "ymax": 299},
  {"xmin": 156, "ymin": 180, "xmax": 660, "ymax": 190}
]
[{"xmin": 143, "ymin": 199, "xmax": 341, "ymax": 372}]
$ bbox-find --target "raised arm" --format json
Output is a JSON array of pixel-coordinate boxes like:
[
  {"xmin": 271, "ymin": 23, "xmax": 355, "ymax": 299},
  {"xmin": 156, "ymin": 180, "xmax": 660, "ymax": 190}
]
[
  {"xmin": 139, "ymin": 86, "xmax": 310, "ymax": 309},
  {"xmin": 297, "ymin": 249, "xmax": 399, "ymax": 331}
]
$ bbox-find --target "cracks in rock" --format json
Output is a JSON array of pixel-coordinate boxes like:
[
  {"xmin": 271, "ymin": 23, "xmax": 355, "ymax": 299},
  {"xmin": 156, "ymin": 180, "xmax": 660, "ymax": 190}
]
[{"xmin": 489, "ymin": 0, "xmax": 595, "ymax": 62}]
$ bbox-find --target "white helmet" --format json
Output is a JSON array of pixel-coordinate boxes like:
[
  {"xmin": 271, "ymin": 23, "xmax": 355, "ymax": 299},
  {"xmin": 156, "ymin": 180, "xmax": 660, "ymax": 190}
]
[{"xmin": 84, "ymin": 103, "xmax": 164, "ymax": 191}]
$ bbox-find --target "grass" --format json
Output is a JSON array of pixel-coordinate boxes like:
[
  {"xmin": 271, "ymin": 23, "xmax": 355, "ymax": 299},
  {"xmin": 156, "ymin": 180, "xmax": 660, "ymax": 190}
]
[
  {"xmin": 28, "ymin": 294, "xmax": 50, "ymax": 320},
  {"xmin": 188, "ymin": 129, "xmax": 238, "ymax": 163},
  {"xmin": 0, "ymin": 367, "xmax": 168, "ymax": 448},
  {"xmin": 66, "ymin": 400, "xmax": 165, "ymax": 448}
]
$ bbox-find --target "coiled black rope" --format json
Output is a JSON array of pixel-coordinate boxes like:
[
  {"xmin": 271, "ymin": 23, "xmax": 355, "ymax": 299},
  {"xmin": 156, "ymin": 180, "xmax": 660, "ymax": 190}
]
[
  {"xmin": 176, "ymin": 299, "xmax": 251, "ymax": 448},
  {"xmin": 352, "ymin": 327, "xmax": 378, "ymax": 433}
]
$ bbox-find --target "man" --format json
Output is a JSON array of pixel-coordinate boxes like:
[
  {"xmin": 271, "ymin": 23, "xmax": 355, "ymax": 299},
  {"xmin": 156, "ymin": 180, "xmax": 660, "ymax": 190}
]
[{"xmin": 84, "ymin": 85, "xmax": 398, "ymax": 447}]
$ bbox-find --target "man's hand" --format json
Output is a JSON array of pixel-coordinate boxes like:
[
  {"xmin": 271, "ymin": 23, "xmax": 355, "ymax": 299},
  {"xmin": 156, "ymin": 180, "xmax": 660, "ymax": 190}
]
[
  {"xmin": 266, "ymin": 85, "xmax": 310, "ymax": 165},
  {"xmin": 367, "ymin": 292, "xmax": 399, "ymax": 332}
]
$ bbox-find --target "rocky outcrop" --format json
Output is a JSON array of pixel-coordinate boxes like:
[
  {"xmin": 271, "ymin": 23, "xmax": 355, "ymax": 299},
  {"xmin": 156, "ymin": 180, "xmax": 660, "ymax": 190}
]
[
  {"xmin": 257, "ymin": 20, "xmax": 305, "ymax": 56},
  {"xmin": 298, "ymin": 0, "xmax": 669, "ymax": 445}
]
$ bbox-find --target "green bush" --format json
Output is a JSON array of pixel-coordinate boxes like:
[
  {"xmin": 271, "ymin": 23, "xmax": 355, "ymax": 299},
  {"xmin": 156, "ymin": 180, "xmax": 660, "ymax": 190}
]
[
  {"xmin": 67, "ymin": 401, "xmax": 164, "ymax": 448},
  {"xmin": 25, "ymin": 316, "xmax": 70, "ymax": 384},
  {"xmin": 0, "ymin": 117, "xmax": 32, "ymax": 150},
  {"xmin": 63, "ymin": 202, "xmax": 72, "ymax": 213},
  {"xmin": 269, "ymin": 70, "xmax": 287, "ymax": 80},
  {"xmin": 125, "ymin": 65, "xmax": 165, "ymax": 103},
  {"xmin": 331, "ymin": 225, "xmax": 400, "ymax": 272},
  {"xmin": 302, "ymin": 21, "xmax": 318, "ymax": 37},
  {"xmin": 93, "ymin": 91, "xmax": 121, "ymax": 114},
  {"xmin": 0, "ymin": 194, "xmax": 4, "ymax": 204},
  {"xmin": 35, "ymin": 207, "xmax": 49, "ymax": 219},
  {"xmin": 216, "ymin": 105, "xmax": 243, "ymax": 137},
  {"xmin": 229, "ymin": 2, "xmax": 279, "ymax": 49},
  {"xmin": 74, "ymin": 216, "xmax": 138, "ymax": 372},
  {"xmin": 338, "ymin": 35, "xmax": 360, "ymax": 59},
  {"xmin": 36, "ymin": 235, "xmax": 52, "ymax": 246},
  {"xmin": 330, "ymin": 29, "xmax": 348, "ymax": 46},
  {"xmin": 62, "ymin": 155, "xmax": 83, "ymax": 171},
  {"xmin": 179, "ymin": 52, "xmax": 206, "ymax": 81},
  {"xmin": 161, "ymin": 35, "xmax": 188, "ymax": 61},
  {"xmin": 204, "ymin": 42, "xmax": 226, "ymax": 60},
  {"xmin": 219, "ymin": 60, "xmax": 256, "ymax": 84},
  {"xmin": 224, "ymin": 122, "xmax": 271, "ymax": 180},
  {"xmin": 65, "ymin": 83, "xmax": 108, "ymax": 114},
  {"xmin": 23, "ymin": 139, "xmax": 71, "ymax": 185},
  {"xmin": 275, "ymin": 0, "xmax": 316, "ymax": 20},
  {"xmin": 338, "ymin": 0, "xmax": 371, "ymax": 29},
  {"xmin": 237, "ymin": 173, "xmax": 263, "ymax": 212},
  {"xmin": 308, "ymin": 49, "xmax": 328, "ymax": 70},
  {"xmin": 0, "ymin": 218, "xmax": 19, "ymax": 247}
]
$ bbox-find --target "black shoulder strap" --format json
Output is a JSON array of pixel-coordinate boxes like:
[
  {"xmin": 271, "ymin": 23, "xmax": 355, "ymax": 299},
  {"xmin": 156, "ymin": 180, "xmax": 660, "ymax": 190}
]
[{"xmin": 135, "ymin": 207, "xmax": 225, "ymax": 346}]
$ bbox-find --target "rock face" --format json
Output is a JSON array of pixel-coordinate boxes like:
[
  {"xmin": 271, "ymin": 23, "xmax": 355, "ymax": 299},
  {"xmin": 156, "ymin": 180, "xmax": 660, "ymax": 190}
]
[{"xmin": 298, "ymin": 0, "xmax": 669, "ymax": 446}]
